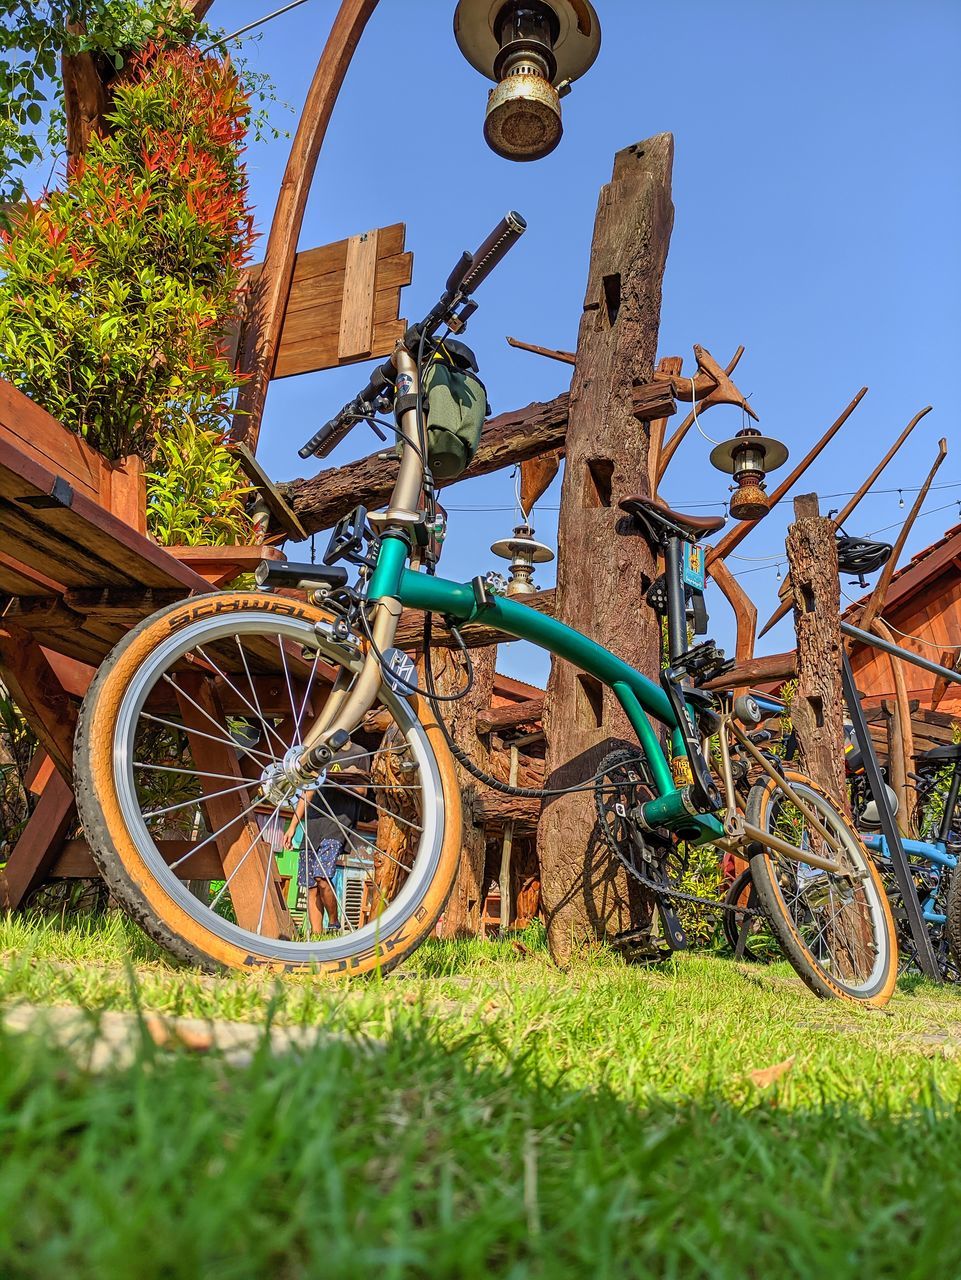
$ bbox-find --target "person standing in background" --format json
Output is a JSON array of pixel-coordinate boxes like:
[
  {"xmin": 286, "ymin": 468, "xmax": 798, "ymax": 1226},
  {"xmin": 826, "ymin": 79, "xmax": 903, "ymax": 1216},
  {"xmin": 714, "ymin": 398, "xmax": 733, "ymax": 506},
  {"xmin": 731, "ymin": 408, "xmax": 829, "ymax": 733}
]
[{"xmin": 283, "ymin": 742, "xmax": 369, "ymax": 936}]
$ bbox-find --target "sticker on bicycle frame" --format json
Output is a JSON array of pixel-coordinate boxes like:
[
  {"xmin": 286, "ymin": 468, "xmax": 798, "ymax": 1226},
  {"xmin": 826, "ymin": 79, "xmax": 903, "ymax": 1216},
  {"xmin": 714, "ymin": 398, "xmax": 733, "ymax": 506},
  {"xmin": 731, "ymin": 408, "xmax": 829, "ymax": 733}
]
[
  {"xmin": 682, "ymin": 542, "xmax": 706, "ymax": 591},
  {"xmin": 382, "ymin": 647, "xmax": 417, "ymax": 694}
]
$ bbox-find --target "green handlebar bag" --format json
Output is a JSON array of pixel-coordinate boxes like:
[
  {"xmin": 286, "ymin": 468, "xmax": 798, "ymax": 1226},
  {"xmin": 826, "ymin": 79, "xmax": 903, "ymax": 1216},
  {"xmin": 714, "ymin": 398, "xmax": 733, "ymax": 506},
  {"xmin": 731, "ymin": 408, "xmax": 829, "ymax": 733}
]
[{"xmin": 421, "ymin": 341, "xmax": 488, "ymax": 480}]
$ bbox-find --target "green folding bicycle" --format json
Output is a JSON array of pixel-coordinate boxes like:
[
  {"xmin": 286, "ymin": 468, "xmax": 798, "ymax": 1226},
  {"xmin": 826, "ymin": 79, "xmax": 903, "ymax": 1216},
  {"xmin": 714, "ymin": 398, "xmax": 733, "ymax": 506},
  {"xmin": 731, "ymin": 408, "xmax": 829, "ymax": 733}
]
[{"xmin": 74, "ymin": 214, "xmax": 897, "ymax": 1003}]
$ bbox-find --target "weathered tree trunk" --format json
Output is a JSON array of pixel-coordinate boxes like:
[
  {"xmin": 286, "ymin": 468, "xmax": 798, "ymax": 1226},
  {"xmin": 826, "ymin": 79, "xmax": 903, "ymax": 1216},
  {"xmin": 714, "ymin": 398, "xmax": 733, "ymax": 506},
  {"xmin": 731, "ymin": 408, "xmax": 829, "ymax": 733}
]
[
  {"xmin": 785, "ymin": 493, "xmax": 846, "ymax": 802},
  {"xmin": 434, "ymin": 644, "xmax": 497, "ymax": 937},
  {"xmin": 537, "ymin": 135, "xmax": 675, "ymax": 964}
]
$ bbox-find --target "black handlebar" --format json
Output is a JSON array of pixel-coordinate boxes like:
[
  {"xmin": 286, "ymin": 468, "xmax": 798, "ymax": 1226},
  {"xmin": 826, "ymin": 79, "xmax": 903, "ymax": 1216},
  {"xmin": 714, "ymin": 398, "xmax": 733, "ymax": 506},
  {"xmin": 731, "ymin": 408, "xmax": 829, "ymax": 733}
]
[
  {"xmin": 298, "ymin": 212, "xmax": 526, "ymax": 460},
  {"xmin": 459, "ymin": 210, "xmax": 526, "ymax": 296}
]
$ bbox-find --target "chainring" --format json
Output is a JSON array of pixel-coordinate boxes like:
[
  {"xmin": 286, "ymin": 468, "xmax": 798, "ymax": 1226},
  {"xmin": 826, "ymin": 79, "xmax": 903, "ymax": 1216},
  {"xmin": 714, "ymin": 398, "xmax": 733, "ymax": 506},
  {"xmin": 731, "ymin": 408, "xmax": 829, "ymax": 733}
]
[{"xmin": 594, "ymin": 746, "xmax": 759, "ymax": 953}]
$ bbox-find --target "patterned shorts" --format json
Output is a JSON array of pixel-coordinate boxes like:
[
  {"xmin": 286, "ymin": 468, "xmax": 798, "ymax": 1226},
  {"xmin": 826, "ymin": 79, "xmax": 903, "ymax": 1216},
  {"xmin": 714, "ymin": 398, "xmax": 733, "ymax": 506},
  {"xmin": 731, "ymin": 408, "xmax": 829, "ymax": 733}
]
[{"xmin": 298, "ymin": 837, "xmax": 343, "ymax": 889}]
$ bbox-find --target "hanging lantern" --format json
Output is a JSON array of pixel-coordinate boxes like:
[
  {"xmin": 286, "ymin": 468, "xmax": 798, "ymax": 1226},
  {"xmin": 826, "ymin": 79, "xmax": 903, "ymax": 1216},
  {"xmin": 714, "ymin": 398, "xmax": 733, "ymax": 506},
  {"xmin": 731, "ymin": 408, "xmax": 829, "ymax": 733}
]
[
  {"xmin": 490, "ymin": 522, "xmax": 554, "ymax": 595},
  {"xmin": 453, "ymin": 0, "xmax": 601, "ymax": 161},
  {"xmin": 709, "ymin": 427, "xmax": 789, "ymax": 521}
]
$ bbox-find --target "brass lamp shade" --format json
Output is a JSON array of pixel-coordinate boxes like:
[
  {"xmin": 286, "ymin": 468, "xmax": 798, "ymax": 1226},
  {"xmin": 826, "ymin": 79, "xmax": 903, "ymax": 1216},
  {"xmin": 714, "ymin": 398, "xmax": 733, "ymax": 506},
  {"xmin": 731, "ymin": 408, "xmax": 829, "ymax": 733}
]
[
  {"xmin": 709, "ymin": 434, "xmax": 789, "ymax": 475},
  {"xmin": 454, "ymin": 0, "xmax": 601, "ymax": 85}
]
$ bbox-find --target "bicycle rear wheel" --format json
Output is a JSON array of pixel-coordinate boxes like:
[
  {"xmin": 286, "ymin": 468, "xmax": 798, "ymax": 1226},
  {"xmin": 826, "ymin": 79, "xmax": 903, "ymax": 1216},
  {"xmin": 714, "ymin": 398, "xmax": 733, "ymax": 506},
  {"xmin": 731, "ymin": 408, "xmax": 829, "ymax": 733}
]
[
  {"xmin": 74, "ymin": 593, "xmax": 462, "ymax": 976},
  {"xmin": 746, "ymin": 769, "xmax": 897, "ymax": 1004}
]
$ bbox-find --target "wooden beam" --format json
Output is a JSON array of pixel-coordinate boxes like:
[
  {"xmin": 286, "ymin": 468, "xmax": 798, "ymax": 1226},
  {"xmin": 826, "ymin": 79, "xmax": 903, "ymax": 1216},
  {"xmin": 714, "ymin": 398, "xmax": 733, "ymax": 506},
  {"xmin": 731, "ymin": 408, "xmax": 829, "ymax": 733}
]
[
  {"xmin": 282, "ymin": 382, "xmax": 674, "ymax": 536},
  {"xmin": 702, "ymin": 650, "xmax": 797, "ymax": 690},
  {"xmin": 647, "ymin": 355, "xmax": 683, "ymax": 492},
  {"xmin": 476, "ymin": 697, "xmax": 545, "ymax": 735},
  {"xmin": 0, "ymin": 624, "xmax": 77, "ymax": 779},
  {"xmin": 284, "ymin": 394, "xmax": 569, "ymax": 535},
  {"xmin": 0, "ymin": 770, "xmax": 75, "ymax": 910},
  {"xmin": 656, "ymin": 346, "xmax": 745, "ymax": 482},
  {"xmin": 708, "ymin": 557, "xmax": 757, "ymax": 671},
  {"xmin": 506, "ymin": 336, "xmax": 576, "ymax": 365},
  {"xmin": 52, "ymin": 837, "xmax": 223, "ymax": 880},
  {"xmin": 858, "ymin": 438, "xmax": 948, "ymax": 635},
  {"xmin": 786, "ymin": 494, "xmax": 845, "ymax": 802},
  {"xmin": 232, "ymin": 0, "xmax": 382, "ymax": 450}
]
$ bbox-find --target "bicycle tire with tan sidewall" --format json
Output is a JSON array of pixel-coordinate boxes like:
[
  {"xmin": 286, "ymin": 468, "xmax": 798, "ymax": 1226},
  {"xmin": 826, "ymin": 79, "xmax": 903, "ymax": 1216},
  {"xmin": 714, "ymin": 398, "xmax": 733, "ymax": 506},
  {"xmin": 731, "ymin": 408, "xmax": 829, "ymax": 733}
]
[
  {"xmin": 74, "ymin": 592, "xmax": 463, "ymax": 977},
  {"xmin": 747, "ymin": 768, "xmax": 898, "ymax": 1005}
]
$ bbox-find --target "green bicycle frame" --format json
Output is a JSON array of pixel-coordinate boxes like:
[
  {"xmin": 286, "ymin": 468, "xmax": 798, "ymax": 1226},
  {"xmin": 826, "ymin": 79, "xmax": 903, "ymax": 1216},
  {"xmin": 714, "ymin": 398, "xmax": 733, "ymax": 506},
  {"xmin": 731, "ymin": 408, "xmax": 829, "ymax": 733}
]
[{"xmin": 368, "ymin": 532, "xmax": 725, "ymax": 844}]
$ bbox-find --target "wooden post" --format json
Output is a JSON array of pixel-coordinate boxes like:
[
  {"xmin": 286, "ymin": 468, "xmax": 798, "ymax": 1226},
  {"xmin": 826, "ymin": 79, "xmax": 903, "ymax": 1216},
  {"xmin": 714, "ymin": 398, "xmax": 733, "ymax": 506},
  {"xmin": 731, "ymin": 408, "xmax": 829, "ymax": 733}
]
[
  {"xmin": 0, "ymin": 625, "xmax": 77, "ymax": 780},
  {"xmin": 176, "ymin": 678, "xmax": 293, "ymax": 939},
  {"xmin": 0, "ymin": 771, "xmax": 75, "ymax": 910},
  {"xmin": 537, "ymin": 135, "xmax": 675, "ymax": 963},
  {"xmin": 232, "ymin": 0, "xmax": 381, "ymax": 450},
  {"xmin": 785, "ymin": 494, "xmax": 845, "ymax": 802},
  {"xmin": 498, "ymin": 744, "xmax": 519, "ymax": 933},
  {"xmin": 435, "ymin": 644, "xmax": 498, "ymax": 937}
]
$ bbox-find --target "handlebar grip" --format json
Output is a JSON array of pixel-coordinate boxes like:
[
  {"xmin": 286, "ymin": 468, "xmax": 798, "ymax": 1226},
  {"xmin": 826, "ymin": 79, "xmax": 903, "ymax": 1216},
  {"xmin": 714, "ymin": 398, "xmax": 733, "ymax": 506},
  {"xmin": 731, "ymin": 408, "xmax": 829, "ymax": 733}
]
[
  {"xmin": 458, "ymin": 211, "xmax": 527, "ymax": 296},
  {"xmin": 298, "ymin": 413, "xmax": 355, "ymax": 460}
]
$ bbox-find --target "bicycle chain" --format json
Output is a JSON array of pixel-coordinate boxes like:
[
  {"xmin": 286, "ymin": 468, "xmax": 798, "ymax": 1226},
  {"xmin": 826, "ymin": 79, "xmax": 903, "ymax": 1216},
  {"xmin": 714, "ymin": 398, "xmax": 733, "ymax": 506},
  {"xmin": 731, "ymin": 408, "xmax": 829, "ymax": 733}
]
[{"xmin": 594, "ymin": 746, "xmax": 759, "ymax": 919}]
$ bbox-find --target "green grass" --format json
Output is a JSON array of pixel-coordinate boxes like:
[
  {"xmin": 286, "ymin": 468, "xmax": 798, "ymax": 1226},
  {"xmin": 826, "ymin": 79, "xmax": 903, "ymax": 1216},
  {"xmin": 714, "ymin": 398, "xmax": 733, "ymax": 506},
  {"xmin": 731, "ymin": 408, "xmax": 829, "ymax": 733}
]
[{"xmin": 2, "ymin": 913, "xmax": 961, "ymax": 1278}]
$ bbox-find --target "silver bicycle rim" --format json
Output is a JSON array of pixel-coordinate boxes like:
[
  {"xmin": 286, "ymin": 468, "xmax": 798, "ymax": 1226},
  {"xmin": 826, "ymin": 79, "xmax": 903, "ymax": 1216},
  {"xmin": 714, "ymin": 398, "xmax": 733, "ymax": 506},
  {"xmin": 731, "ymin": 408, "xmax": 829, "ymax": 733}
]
[
  {"xmin": 767, "ymin": 782, "xmax": 890, "ymax": 993},
  {"xmin": 112, "ymin": 610, "xmax": 445, "ymax": 964}
]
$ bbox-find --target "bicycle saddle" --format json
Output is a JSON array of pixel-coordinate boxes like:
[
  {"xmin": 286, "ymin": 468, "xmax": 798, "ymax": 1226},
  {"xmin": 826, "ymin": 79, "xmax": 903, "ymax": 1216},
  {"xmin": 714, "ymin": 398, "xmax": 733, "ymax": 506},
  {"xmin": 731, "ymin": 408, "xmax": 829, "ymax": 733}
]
[{"xmin": 620, "ymin": 494, "xmax": 726, "ymax": 544}]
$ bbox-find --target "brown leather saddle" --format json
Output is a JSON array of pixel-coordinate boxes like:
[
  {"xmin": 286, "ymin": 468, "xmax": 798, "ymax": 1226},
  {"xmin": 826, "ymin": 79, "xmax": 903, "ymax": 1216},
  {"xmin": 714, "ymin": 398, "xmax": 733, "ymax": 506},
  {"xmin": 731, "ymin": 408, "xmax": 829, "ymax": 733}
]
[{"xmin": 619, "ymin": 494, "xmax": 725, "ymax": 545}]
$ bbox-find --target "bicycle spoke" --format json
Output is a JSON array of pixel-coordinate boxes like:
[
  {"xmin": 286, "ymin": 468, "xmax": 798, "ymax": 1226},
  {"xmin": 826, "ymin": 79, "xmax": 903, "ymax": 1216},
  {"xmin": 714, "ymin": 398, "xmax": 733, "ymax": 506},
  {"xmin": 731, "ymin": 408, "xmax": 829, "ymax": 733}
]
[
  {"xmin": 210, "ymin": 794, "xmax": 287, "ymax": 911},
  {"xmin": 162, "ymin": 674, "xmax": 278, "ymax": 765},
  {"xmin": 322, "ymin": 775, "xmax": 423, "ymax": 832},
  {"xmin": 194, "ymin": 642, "xmax": 291, "ymax": 758},
  {"xmin": 277, "ymin": 634, "xmax": 300, "ymax": 744},
  {"xmin": 168, "ymin": 791, "xmax": 271, "ymax": 872},
  {"xmin": 142, "ymin": 711, "xmax": 275, "ymax": 765},
  {"xmin": 142, "ymin": 778, "xmax": 255, "ymax": 821},
  {"xmin": 295, "ymin": 647, "xmax": 322, "ymax": 741},
  {"xmin": 134, "ymin": 760, "xmax": 244, "ymax": 785}
]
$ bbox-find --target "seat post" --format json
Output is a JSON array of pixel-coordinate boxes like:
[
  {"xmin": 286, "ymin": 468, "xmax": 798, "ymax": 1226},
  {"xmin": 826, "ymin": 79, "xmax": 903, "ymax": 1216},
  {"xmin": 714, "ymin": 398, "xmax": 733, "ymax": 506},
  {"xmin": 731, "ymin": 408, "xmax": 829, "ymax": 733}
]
[
  {"xmin": 664, "ymin": 534, "xmax": 688, "ymax": 664},
  {"xmin": 937, "ymin": 759, "xmax": 961, "ymax": 845}
]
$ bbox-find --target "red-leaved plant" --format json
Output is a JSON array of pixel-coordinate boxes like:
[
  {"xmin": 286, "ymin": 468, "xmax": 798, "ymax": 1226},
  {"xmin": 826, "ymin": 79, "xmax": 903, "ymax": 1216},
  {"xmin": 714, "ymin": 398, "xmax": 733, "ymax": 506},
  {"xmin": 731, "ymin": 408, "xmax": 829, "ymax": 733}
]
[{"xmin": 0, "ymin": 44, "xmax": 256, "ymax": 543}]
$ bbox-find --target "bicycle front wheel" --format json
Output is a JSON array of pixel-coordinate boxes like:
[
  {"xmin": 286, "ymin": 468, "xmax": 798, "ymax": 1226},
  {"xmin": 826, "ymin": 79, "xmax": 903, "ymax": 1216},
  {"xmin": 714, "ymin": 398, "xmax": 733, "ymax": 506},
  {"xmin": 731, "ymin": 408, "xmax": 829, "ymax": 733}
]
[
  {"xmin": 74, "ymin": 593, "xmax": 462, "ymax": 976},
  {"xmin": 746, "ymin": 769, "xmax": 897, "ymax": 1004}
]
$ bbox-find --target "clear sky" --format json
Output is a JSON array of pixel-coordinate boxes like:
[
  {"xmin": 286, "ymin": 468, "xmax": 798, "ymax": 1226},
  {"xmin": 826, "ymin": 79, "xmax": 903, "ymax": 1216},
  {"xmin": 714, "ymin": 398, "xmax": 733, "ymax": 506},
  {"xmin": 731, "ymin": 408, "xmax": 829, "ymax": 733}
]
[{"xmin": 220, "ymin": 0, "xmax": 961, "ymax": 688}]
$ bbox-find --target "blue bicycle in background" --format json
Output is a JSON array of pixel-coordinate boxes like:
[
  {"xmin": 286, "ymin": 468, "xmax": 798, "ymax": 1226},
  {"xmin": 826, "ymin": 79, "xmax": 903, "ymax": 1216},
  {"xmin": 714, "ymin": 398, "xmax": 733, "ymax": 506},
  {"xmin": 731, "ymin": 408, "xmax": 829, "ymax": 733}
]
[{"xmin": 850, "ymin": 735, "xmax": 961, "ymax": 979}]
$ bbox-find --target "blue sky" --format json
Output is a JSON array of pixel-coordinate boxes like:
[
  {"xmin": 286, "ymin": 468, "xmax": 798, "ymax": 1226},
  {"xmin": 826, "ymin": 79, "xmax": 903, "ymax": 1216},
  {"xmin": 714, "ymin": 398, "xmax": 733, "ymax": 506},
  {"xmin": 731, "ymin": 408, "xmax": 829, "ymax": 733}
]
[{"xmin": 220, "ymin": 0, "xmax": 960, "ymax": 687}]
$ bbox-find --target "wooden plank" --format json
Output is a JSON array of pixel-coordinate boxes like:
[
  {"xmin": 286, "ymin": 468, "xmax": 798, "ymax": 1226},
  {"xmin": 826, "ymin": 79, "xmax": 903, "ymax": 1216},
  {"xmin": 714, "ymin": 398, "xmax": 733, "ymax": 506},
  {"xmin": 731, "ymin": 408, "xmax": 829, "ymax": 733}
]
[
  {"xmin": 0, "ymin": 379, "xmax": 103, "ymax": 502},
  {"xmin": 53, "ymin": 838, "xmax": 224, "ymax": 880},
  {"xmin": 165, "ymin": 544, "xmax": 285, "ymax": 586},
  {"xmin": 337, "ymin": 229, "xmax": 379, "ymax": 361},
  {"xmin": 0, "ymin": 769, "xmax": 75, "ymax": 909},
  {"xmin": 0, "ymin": 623, "xmax": 78, "ymax": 778},
  {"xmin": 0, "ymin": 550, "xmax": 65, "ymax": 597},
  {"xmin": 0, "ymin": 435, "xmax": 212, "ymax": 593},
  {"xmin": 282, "ymin": 250, "xmax": 411, "ymax": 320},
  {"xmin": 176, "ymin": 676, "xmax": 293, "ymax": 939},
  {"xmin": 102, "ymin": 454, "xmax": 147, "ymax": 536},
  {"xmin": 273, "ymin": 291, "xmax": 407, "ymax": 379},
  {"xmin": 0, "ymin": 501, "xmax": 130, "ymax": 588}
]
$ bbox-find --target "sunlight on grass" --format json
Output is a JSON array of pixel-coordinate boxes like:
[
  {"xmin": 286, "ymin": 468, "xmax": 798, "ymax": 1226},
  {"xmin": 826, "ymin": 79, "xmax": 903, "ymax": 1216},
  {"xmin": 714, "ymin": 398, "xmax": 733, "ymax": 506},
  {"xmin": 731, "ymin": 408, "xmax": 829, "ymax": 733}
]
[{"xmin": 2, "ymin": 913, "xmax": 961, "ymax": 1277}]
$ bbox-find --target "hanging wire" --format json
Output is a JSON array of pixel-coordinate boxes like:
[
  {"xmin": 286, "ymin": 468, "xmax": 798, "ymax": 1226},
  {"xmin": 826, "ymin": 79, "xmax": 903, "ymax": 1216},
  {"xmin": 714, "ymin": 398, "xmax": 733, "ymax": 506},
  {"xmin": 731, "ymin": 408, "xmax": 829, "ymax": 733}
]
[
  {"xmin": 202, "ymin": 0, "xmax": 312, "ymax": 52},
  {"xmin": 690, "ymin": 376, "xmax": 721, "ymax": 447}
]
